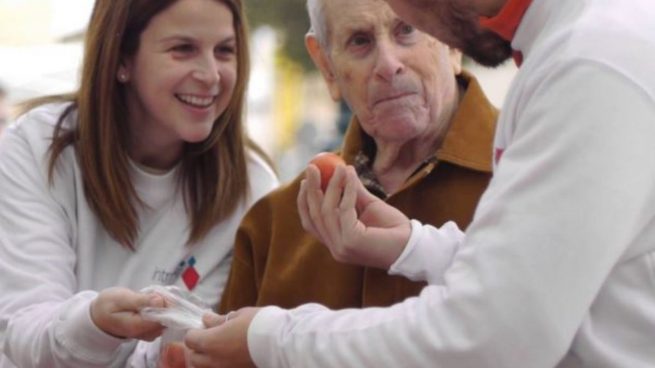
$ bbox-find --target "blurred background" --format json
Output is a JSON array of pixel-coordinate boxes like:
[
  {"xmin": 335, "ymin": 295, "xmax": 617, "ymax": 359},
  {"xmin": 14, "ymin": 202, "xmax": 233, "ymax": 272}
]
[{"xmin": 0, "ymin": 0, "xmax": 516, "ymax": 181}]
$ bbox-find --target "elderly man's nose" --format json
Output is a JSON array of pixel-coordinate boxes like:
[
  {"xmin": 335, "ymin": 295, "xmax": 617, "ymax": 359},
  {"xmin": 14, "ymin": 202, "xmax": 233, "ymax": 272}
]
[{"xmin": 374, "ymin": 45, "xmax": 404, "ymax": 81}]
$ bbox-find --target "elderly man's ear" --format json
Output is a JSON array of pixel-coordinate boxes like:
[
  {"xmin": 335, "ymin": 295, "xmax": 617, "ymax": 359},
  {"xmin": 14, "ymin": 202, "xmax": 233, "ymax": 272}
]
[
  {"xmin": 305, "ymin": 34, "xmax": 342, "ymax": 101},
  {"xmin": 450, "ymin": 47, "xmax": 463, "ymax": 75}
]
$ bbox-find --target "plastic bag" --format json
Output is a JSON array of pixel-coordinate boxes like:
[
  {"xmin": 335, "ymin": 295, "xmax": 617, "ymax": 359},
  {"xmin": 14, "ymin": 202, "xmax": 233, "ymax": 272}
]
[
  {"xmin": 139, "ymin": 285, "xmax": 211, "ymax": 367},
  {"xmin": 140, "ymin": 285, "xmax": 210, "ymax": 329}
]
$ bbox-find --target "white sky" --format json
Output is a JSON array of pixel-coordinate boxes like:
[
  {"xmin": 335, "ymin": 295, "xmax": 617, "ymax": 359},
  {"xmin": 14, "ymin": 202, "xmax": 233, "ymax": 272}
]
[{"xmin": 50, "ymin": 0, "xmax": 94, "ymax": 38}]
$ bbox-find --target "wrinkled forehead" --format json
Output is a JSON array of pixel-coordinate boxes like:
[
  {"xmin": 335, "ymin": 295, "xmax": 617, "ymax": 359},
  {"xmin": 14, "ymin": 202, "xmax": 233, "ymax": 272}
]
[
  {"xmin": 324, "ymin": 0, "xmax": 400, "ymax": 41},
  {"xmin": 385, "ymin": 0, "xmax": 436, "ymax": 11}
]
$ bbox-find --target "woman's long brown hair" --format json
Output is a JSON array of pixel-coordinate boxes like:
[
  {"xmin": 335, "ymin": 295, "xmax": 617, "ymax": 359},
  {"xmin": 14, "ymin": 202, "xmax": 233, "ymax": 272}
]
[{"xmin": 24, "ymin": 0, "xmax": 267, "ymax": 249}]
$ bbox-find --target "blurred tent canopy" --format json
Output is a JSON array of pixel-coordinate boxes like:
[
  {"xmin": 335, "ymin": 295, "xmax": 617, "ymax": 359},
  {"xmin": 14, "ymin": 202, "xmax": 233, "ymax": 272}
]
[{"xmin": 245, "ymin": 0, "xmax": 314, "ymax": 71}]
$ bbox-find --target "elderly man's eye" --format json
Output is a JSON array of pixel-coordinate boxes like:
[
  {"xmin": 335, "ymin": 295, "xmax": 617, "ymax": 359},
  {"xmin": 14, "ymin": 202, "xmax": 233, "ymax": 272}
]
[
  {"xmin": 350, "ymin": 34, "xmax": 371, "ymax": 47},
  {"xmin": 399, "ymin": 24, "xmax": 415, "ymax": 35}
]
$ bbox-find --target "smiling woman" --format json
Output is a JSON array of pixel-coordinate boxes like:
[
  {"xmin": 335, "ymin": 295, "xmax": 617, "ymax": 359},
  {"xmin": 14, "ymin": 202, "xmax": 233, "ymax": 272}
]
[
  {"xmin": 119, "ymin": 0, "xmax": 239, "ymax": 166},
  {"xmin": 0, "ymin": 0, "xmax": 278, "ymax": 367}
]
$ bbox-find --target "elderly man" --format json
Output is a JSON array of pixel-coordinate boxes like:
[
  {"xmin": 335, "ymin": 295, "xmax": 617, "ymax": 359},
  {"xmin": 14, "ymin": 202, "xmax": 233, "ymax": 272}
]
[
  {"xmin": 218, "ymin": 0, "xmax": 497, "ymax": 314},
  {"xmin": 177, "ymin": 0, "xmax": 655, "ymax": 367}
]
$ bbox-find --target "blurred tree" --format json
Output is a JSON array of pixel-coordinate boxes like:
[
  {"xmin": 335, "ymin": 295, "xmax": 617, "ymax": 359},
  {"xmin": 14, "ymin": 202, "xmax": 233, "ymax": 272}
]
[{"xmin": 245, "ymin": 0, "xmax": 315, "ymax": 71}]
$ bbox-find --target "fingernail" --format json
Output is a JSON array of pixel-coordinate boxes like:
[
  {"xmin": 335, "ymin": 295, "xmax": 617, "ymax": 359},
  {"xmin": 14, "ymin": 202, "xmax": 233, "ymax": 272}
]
[{"xmin": 148, "ymin": 294, "xmax": 163, "ymax": 307}]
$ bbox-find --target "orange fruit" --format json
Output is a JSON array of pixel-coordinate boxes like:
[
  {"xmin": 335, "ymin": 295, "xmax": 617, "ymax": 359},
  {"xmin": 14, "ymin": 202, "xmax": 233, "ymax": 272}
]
[{"xmin": 309, "ymin": 152, "xmax": 346, "ymax": 191}]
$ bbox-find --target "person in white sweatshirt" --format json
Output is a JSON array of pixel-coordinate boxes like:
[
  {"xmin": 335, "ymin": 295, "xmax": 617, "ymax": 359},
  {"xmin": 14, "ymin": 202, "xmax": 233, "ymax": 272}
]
[
  {"xmin": 0, "ymin": 83, "xmax": 9, "ymax": 136},
  {"xmin": 176, "ymin": 0, "xmax": 655, "ymax": 367},
  {"xmin": 0, "ymin": 0, "xmax": 277, "ymax": 367}
]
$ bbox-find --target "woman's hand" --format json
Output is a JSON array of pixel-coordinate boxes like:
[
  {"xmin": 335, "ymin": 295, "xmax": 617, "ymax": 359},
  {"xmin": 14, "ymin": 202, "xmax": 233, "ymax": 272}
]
[{"xmin": 90, "ymin": 287, "xmax": 166, "ymax": 341}]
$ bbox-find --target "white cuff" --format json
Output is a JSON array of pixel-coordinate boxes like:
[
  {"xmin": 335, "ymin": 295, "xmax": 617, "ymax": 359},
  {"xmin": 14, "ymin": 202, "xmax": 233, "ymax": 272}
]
[
  {"xmin": 388, "ymin": 219, "xmax": 424, "ymax": 278},
  {"xmin": 248, "ymin": 304, "xmax": 332, "ymax": 368},
  {"xmin": 388, "ymin": 220, "xmax": 464, "ymax": 284},
  {"xmin": 248, "ymin": 306, "xmax": 290, "ymax": 368},
  {"xmin": 54, "ymin": 292, "xmax": 132, "ymax": 364}
]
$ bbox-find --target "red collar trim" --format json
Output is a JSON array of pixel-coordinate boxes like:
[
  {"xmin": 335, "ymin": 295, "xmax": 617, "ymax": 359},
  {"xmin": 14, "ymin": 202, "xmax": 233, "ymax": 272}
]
[{"xmin": 479, "ymin": 0, "xmax": 533, "ymax": 41}]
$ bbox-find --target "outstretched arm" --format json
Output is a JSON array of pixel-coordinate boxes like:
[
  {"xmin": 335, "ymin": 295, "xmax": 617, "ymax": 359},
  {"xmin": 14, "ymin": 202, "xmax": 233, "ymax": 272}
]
[
  {"xmin": 0, "ymin": 120, "xmax": 164, "ymax": 368},
  {"xmin": 178, "ymin": 61, "xmax": 655, "ymax": 368}
]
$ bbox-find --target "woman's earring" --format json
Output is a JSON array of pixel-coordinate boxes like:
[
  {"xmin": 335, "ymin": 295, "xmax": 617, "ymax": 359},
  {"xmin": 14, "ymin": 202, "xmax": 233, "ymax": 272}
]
[{"xmin": 118, "ymin": 72, "xmax": 128, "ymax": 83}]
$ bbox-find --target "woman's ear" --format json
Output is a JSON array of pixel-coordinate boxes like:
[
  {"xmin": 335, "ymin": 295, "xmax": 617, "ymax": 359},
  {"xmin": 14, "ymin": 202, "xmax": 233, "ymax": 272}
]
[
  {"xmin": 305, "ymin": 34, "xmax": 341, "ymax": 101},
  {"xmin": 117, "ymin": 64, "xmax": 130, "ymax": 83}
]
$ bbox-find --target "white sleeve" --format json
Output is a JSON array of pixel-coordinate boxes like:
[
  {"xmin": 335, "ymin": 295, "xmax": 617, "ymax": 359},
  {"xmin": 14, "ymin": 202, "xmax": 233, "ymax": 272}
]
[
  {"xmin": 246, "ymin": 62, "xmax": 655, "ymax": 367},
  {"xmin": 127, "ymin": 339, "xmax": 161, "ymax": 368},
  {"xmin": 0, "ymin": 122, "xmax": 135, "ymax": 367},
  {"xmin": 388, "ymin": 219, "xmax": 465, "ymax": 284}
]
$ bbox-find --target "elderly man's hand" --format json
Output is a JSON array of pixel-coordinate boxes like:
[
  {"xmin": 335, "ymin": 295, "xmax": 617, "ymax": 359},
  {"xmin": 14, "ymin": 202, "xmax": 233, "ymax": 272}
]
[
  {"xmin": 298, "ymin": 164, "xmax": 411, "ymax": 269},
  {"xmin": 183, "ymin": 308, "xmax": 260, "ymax": 368}
]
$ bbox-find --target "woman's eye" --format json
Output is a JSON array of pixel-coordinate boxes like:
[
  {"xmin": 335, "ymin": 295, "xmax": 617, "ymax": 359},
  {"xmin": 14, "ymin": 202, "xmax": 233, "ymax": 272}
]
[
  {"xmin": 171, "ymin": 44, "xmax": 195, "ymax": 54},
  {"xmin": 216, "ymin": 45, "xmax": 236, "ymax": 55}
]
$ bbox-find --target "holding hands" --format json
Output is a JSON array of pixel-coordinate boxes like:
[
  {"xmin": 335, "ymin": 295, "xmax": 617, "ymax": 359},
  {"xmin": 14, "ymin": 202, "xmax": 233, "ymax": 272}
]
[
  {"xmin": 156, "ymin": 161, "xmax": 416, "ymax": 367},
  {"xmin": 298, "ymin": 163, "xmax": 412, "ymax": 269},
  {"xmin": 90, "ymin": 287, "xmax": 259, "ymax": 367}
]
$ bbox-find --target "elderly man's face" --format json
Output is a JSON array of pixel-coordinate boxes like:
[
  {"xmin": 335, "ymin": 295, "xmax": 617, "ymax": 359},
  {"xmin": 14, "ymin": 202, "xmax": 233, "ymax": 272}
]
[
  {"xmin": 308, "ymin": 0, "xmax": 462, "ymax": 145},
  {"xmin": 383, "ymin": 0, "xmax": 511, "ymax": 66}
]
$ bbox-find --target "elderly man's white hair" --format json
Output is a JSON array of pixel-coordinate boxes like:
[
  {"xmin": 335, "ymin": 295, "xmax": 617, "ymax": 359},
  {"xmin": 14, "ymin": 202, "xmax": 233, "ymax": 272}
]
[{"xmin": 306, "ymin": 0, "xmax": 329, "ymax": 47}]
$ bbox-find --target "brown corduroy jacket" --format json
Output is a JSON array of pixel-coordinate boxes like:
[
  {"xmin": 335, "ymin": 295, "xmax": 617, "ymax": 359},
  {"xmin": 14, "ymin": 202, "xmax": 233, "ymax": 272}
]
[{"xmin": 219, "ymin": 73, "xmax": 498, "ymax": 312}]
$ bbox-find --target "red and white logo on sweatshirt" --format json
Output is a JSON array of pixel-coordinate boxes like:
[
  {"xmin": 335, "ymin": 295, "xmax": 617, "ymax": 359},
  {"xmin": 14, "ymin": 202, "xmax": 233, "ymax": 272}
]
[{"xmin": 181, "ymin": 256, "xmax": 200, "ymax": 291}]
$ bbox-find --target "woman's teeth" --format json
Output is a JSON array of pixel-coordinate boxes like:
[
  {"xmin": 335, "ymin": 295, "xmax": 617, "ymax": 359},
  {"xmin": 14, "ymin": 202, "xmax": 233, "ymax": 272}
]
[{"xmin": 176, "ymin": 94, "xmax": 215, "ymax": 108}]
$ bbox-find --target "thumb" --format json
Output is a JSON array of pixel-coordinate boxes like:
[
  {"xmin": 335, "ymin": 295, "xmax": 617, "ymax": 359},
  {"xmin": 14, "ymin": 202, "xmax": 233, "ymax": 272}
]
[
  {"xmin": 352, "ymin": 167, "xmax": 378, "ymax": 210},
  {"xmin": 144, "ymin": 293, "xmax": 166, "ymax": 309},
  {"xmin": 107, "ymin": 288, "xmax": 164, "ymax": 311},
  {"xmin": 125, "ymin": 292, "xmax": 165, "ymax": 311},
  {"xmin": 202, "ymin": 312, "xmax": 223, "ymax": 328}
]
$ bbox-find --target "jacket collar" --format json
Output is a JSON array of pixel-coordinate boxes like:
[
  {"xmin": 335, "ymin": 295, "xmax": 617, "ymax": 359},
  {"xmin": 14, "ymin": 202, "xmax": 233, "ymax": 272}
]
[{"xmin": 340, "ymin": 71, "xmax": 497, "ymax": 174}]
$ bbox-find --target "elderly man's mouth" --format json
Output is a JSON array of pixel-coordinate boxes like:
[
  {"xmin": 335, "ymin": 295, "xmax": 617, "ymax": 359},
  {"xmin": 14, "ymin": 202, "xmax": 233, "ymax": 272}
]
[{"xmin": 373, "ymin": 92, "xmax": 417, "ymax": 106}]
